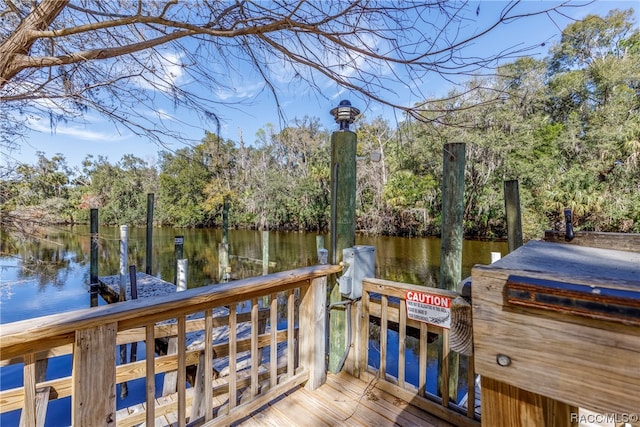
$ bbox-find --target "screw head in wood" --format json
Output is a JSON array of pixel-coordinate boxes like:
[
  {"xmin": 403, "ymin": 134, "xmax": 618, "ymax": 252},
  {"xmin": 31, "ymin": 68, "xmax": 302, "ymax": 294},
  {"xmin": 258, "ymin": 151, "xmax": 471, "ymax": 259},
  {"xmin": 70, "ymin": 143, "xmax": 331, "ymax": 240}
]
[{"xmin": 496, "ymin": 354, "xmax": 511, "ymax": 366}]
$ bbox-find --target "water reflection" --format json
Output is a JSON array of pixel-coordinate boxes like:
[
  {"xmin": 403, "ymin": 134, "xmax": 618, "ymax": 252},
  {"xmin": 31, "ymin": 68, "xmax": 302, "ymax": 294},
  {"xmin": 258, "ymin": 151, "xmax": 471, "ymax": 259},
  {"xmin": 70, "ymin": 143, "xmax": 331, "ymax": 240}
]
[{"xmin": 1, "ymin": 226, "xmax": 507, "ymax": 324}]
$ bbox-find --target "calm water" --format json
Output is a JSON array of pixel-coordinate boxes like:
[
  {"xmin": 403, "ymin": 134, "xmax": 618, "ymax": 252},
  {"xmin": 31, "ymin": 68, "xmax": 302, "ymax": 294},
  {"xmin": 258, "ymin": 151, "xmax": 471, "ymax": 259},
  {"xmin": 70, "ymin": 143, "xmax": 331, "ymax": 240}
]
[
  {"xmin": 0, "ymin": 227, "xmax": 506, "ymax": 425},
  {"xmin": 0, "ymin": 226, "xmax": 506, "ymax": 323}
]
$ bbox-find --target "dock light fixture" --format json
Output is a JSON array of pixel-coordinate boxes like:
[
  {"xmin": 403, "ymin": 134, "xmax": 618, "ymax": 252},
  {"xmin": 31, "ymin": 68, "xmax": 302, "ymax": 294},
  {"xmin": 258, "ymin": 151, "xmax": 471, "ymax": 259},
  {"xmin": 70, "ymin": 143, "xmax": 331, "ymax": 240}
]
[{"xmin": 330, "ymin": 99, "xmax": 360, "ymax": 131}]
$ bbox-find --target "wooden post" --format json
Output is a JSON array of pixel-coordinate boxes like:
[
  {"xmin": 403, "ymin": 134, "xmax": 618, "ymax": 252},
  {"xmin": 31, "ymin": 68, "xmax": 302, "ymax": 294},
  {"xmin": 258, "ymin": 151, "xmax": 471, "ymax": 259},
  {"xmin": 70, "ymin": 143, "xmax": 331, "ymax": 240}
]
[
  {"xmin": 222, "ymin": 196, "xmax": 229, "ymax": 245},
  {"xmin": 90, "ymin": 209, "xmax": 99, "ymax": 286},
  {"xmin": 300, "ymin": 276, "xmax": 328, "ymax": 390},
  {"xmin": 145, "ymin": 193, "xmax": 154, "ymax": 275},
  {"xmin": 328, "ymin": 127, "xmax": 357, "ymax": 373},
  {"xmin": 90, "ymin": 209, "xmax": 99, "ymax": 308},
  {"xmin": 129, "ymin": 265, "xmax": 138, "ymax": 300},
  {"xmin": 72, "ymin": 323, "xmax": 117, "ymax": 426},
  {"xmin": 439, "ymin": 142, "xmax": 465, "ymax": 290},
  {"xmin": 262, "ymin": 230, "xmax": 269, "ymax": 275},
  {"xmin": 119, "ymin": 225, "xmax": 128, "ymax": 302},
  {"xmin": 219, "ymin": 197, "xmax": 230, "ymax": 282},
  {"xmin": 439, "ymin": 142, "xmax": 465, "ymax": 403},
  {"xmin": 504, "ymin": 180, "xmax": 523, "ymax": 253},
  {"xmin": 174, "ymin": 236, "xmax": 184, "ymax": 285},
  {"xmin": 218, "ymin": 243, "xmax": 230, "ymax": 283},
  {"xmin": 163, "ymin": 263, "xmax": 186, "ymax": 396}
]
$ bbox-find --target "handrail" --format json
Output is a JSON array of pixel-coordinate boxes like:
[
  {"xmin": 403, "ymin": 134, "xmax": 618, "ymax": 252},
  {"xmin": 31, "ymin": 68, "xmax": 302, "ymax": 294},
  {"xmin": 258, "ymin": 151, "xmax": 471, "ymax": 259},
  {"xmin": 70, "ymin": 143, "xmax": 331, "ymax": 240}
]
[
  {"xmin": 0, "ymin": 265, "xmax": 339, "ymax": 359},
  {"xmin": 354, "ymin": 277, "xmax": 480, "ymax": 427},
  {"xmin": 0, "ymin": 264, "xmax": 340, "ymax": 426}
]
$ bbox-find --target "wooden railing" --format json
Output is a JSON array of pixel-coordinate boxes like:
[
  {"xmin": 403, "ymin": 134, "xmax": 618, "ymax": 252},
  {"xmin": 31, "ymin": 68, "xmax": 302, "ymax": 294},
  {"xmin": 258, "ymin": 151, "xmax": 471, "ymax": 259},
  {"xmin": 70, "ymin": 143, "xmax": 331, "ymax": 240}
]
[
  {"xmin": 349, "ymin": 278, "xmax": 480, "ymax": 427},
  {"xmin": 0, "ymin": 264, "xmax": 341, "ymax": 426}
]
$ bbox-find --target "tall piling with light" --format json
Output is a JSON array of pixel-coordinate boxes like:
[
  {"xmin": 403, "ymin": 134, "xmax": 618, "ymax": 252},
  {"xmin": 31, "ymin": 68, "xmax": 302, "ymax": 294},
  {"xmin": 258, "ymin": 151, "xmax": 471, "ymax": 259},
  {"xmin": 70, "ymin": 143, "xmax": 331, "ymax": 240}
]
[{"xmin": 328, "ymin": 100, "xmax": 359, "ymax": 373}]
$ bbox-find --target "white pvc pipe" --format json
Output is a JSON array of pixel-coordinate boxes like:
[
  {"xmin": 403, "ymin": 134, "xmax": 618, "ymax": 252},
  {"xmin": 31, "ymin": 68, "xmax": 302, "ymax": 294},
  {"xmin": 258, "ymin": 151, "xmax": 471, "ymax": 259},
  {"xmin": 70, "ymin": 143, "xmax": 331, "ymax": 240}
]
[
  {"xmin": 177, "ymin": 259, "xmax": 188, "ymax": 292},
  {"xmin": 119, "ymin": 225, "xmax": 128, "ymax": 299}
]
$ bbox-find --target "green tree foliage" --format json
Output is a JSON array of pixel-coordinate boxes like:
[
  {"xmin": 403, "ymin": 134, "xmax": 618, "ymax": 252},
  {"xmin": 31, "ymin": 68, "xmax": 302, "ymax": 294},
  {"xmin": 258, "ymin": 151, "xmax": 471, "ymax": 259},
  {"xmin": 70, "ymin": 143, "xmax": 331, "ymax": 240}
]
[
  {"xmin": 4, "ymin": 9, "xmax": 638, "ymax": 237},
  {"xmin": 75, "ymin": 154, "xmax": 158, "ymax": 225}
]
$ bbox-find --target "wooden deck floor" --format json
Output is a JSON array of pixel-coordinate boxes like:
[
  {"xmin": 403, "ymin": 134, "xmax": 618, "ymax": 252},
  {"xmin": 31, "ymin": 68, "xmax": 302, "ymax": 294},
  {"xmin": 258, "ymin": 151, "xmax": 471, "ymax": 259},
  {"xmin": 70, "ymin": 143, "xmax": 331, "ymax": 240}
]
[{"xmin": 233, "ymin": 372, "xmax": 455, "ymax": 427}]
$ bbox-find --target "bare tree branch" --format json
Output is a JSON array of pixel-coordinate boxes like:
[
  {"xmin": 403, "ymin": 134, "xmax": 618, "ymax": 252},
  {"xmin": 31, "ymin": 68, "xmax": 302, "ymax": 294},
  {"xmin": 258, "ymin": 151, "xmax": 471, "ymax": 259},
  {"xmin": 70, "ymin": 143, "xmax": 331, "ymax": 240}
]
[{"xmin": 0, "ymin": 0, "xmax": 582, "ymax": 151}]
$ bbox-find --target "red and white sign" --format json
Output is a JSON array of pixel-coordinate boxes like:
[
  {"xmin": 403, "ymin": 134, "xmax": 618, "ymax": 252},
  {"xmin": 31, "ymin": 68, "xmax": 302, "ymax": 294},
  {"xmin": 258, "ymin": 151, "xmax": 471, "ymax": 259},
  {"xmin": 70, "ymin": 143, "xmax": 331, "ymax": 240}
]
[{"xmin": 405, "ymin": 290, "xmax": 451, "ymax": 328}]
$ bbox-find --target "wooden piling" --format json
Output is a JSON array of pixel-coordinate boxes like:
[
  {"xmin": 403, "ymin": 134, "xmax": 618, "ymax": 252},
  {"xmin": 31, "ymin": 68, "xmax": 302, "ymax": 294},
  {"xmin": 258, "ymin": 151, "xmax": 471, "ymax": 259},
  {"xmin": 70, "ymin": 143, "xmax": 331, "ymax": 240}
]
[
  {"xmin": 503, "ymin": 180, "xmax": 523, "ymax": 253},
  {"xmin": 174, "ymin": 236, "xmax": 184, "ymax": 285},
  {"xmin": 218, "ymin": 243, "xmax": 230, "ymax": 283},
  {"xmin": 145, "ymin": 194, "xmax": 154, "ymax": 275},
  {"xmin": 439, "ymin": 142, "xmax": 465, "ymax": 403},
  {"xmin": 222, "ymin": 196, "xmax": 229, "ymax": 245},
  {"xmin": 90, "ymin": 209, "xmax": 98, "ymax": 286},
  {"xmin": 328, "ymin": 129, "xmax": 357, "ymax": 373},
  {"xmin": 439, "ymin": 142, "xmax": 466, "ymax": 290},
  {"xmin": 262, "ymin": 230, "xmax": 269, "ymax": 275},
  {"xmin": 119, "ymin": 225, "xmax": 128, "ymax": 302},
  {"xmin": 129, "ymin": 266, "xmax": 138, "ymax": 300}
]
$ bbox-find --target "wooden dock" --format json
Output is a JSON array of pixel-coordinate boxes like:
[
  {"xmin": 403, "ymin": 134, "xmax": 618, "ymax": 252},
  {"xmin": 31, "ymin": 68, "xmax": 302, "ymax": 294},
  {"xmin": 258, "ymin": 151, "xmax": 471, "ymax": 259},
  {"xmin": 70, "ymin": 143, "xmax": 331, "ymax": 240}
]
[
  {"xmin": 98, "ymin": 272, "xmax": 177, "ymax": 303},
  {"xmin": 3, "ymin": 243, "xmax": 638, "ymax": 427},
  {"xmin": 117, "ymin": 371, "xmax": 456, "ymax": 427}
]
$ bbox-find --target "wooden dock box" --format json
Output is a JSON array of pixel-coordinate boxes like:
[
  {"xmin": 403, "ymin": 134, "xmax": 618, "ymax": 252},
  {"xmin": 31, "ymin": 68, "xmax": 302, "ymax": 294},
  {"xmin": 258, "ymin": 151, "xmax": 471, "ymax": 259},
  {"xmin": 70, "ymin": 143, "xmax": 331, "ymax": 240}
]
[{"xmin": 472, "ymin": 240, "xmax": 640, "ymax": 422}]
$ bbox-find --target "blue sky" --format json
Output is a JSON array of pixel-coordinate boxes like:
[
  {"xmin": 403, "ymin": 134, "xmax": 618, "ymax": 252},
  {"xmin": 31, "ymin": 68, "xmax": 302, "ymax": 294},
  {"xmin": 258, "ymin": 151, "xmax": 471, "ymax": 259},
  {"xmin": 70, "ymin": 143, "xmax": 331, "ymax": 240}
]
[{"xmin": 6, "ymin": 1, "xmax": 640, "ymax": 169}]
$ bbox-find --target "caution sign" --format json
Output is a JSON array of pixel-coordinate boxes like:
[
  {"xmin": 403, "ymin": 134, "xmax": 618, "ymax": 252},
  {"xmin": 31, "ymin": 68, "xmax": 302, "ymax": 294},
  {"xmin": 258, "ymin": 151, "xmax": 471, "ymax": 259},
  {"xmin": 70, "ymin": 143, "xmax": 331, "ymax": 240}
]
[{"xmin": 405, "ymin": 290, "xmax": 451, "ymax": 329}]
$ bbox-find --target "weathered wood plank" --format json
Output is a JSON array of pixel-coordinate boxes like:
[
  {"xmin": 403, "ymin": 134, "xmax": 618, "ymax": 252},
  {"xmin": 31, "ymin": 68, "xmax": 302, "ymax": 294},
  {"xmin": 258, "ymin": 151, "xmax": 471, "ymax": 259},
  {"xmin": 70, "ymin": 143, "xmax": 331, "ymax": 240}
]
[
  {"xmin": 72, "ymin": 323, "xmax": 117, "ymax": 426},
  {"xmin": 202, "ymin": 369, "xmax": 308, "ymax": 427},
  {"xmin": 145, "ymin": 324, "xmax": 155, "ymax": 426},
  {"xmin": 481, "ymin": 377, "xmax": 577, "ymax": 427},
  {"xmin": 204, "ymin": 309, "xmax": 213, "ymax": 422},
  {"xmin": 398, "ymin": 298, "xmax": 406, "ymax": 387},
  {"xmin": 544, "ymin": 230, "xmax": 640, "ymax": 252},
  {"xmin": 177, "ymin": 316, "xmax": 186, "ymax": 427},
  {"xmin": 287, "ymin": 289, "xmax": 295, "ymax": 379},
  {"xmin": 250, "ymin": 298, "xmax": 259, "ymax": 398},
  {"xmin": 379, "ymin": 294, "xmax": 388, "ymax": 379},
  {"xmin": 328, "ymin": 372, "xmax": 457, "ymax": 427},
  {"xmin": 300, "ymin": 277, "xmax": 326, "ymax": 390},
  {"xmin": 228, "ymin": 304, "xmax": 237, "ymax": 411},
  {"xmin": 359, "ymin": 371, "xmax": 480, "ymax": 427},
  {"xmin": 269, "ymin": 293, "xmax": 278, "ymax": 389},
  {"xmin": 472, "ymin": 241, "xmax": 640, "ymax": 415},
  {"xmin": 20, "ymin": 353, "xmax": 36, "ymax": 427}
]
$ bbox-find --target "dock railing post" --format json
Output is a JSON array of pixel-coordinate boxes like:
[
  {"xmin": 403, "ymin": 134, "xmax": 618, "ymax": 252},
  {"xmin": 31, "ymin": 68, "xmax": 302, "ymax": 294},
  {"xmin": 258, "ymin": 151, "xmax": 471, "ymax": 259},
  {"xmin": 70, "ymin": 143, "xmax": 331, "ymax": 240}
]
[
  {"xmin": 72, "ymin": 323, "xmax": 117, "ymax": 426},
  {"xmin": 300, "ymin": 274, "xmax": 328, "ymax": 390}
]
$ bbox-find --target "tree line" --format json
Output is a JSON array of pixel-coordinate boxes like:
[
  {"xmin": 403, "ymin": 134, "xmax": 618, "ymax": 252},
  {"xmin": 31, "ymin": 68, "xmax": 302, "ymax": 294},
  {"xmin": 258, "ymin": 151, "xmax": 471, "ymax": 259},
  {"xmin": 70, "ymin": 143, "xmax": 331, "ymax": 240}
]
[{"xmin": 2, "ymin": 9, "xmax": 639, "ymax": 240}]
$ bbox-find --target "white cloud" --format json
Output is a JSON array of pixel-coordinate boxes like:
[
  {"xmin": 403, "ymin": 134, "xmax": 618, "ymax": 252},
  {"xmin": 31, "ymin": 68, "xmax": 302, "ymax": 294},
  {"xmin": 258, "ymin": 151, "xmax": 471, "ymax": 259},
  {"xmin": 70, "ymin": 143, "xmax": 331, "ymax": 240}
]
[
  {"xmin": 133, "ymin": 51, "xmax": 187, "ymax": 92},
  {"xmin": 214, "ymin": 80, "xmax": 265, "ymax": 101},
  {"xmin": 28, "ymin": 118, "xmax": 131, "ymax": 142}
]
